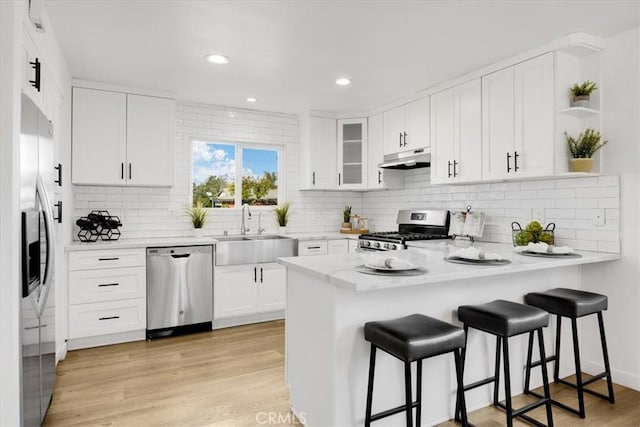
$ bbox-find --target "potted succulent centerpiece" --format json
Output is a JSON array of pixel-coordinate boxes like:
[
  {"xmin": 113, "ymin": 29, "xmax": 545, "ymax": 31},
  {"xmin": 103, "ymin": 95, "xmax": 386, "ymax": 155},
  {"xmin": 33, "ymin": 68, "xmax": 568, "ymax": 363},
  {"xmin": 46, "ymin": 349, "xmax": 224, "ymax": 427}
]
[
  {"xmin": 565, "ymin": 128, "xmax": 608, "ymax": 173},
  {"xmin": 342, "ymin": 205, "xmax": 352, "ymax": 230},
  {"xmin": 569, "ymin": 80, "xmax": 598, "ymax": 108},
  {"xmin": 273, "ymin": 203, "xmax": 291, "ymax": 234},
  {"xmin": 187, "ymin": 201, "xmax": 207, "ymax": 237}
]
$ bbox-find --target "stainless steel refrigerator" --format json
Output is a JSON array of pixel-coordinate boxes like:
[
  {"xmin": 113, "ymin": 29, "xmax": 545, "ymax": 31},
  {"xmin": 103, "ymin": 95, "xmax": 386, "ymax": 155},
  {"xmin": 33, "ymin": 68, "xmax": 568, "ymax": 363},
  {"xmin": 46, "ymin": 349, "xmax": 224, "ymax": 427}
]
[{"xmin": 20, "ymin": 94, "xmax": 58, "ymax": 426}]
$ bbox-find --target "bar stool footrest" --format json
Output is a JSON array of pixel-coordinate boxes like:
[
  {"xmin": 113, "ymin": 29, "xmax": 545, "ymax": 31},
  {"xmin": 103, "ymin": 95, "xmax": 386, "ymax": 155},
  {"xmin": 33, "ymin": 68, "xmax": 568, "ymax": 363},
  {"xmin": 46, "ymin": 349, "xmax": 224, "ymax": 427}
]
[
  {"xmin": 528, "ymin": 355, "xmax": 557, "ymax": 369},
  {"xmin": 370, "ymin": 401, "xmax": 419, "ymax": 422},
  {"xmin": 495, "ymin": 399, "xmax": 551, "ymax": 427},
  {"xmin": 463, "ymin": 376, "xmax": 498, "ymax": 392}
]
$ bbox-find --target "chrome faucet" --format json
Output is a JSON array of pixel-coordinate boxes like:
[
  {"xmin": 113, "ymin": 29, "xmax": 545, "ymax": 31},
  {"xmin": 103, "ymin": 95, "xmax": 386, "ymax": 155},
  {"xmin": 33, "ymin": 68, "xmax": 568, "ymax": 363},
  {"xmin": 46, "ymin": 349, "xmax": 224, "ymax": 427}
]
[
  {"xmin": 257, "ymin": 212, "xmax": 266, "ymax": 235},
  {"xmin": 240, "ymin": 204, "xmax": 252, "ymax": 235}
]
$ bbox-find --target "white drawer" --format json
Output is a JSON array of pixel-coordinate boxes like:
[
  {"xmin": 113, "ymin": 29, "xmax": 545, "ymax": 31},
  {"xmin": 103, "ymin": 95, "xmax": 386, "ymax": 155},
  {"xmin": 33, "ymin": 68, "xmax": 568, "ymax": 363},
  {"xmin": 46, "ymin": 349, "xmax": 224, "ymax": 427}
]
[
  {"xmin": 68, "ymin": 299, "xmax": 146, "ymax": 339},
  {"xmin": 328, "ymin": 239, "xmax": 348, "ymax": 255},
  {"xmin": 69, "ymin": 249, "xmax": 145, "ymax": 271},
  {"xmin": 298, "ymin": 240, "xmax": 328, "ymax": 256},
  {"xmin": 69, "ymin": 267, "xmax": 146, "ymax": 305}
]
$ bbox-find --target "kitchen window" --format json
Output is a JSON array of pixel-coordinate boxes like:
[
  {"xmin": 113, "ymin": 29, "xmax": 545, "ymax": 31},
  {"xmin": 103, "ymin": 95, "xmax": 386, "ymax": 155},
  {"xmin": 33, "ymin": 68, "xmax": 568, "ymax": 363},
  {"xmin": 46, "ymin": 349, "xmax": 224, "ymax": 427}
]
[{"xmin": 192, "ymin": 140, "xmax": 283, "ymax": 208}]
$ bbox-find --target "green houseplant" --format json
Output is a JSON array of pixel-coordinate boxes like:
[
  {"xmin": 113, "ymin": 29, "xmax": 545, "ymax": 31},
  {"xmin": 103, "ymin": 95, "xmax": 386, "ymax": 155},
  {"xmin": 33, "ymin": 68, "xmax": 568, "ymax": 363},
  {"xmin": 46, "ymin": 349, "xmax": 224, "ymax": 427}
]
[
  {"xmin": 342, "ymin": 205, "xmax": 352, "ymax": 230},
  {"xmin": 273, "ymin": 203, "xmax": 291, "ymax": 233},
  {"xmin": 187, "ymin": 201, "xmax": 207, "ymax": 237},
  {"xmin": 565, "ymin": 128, "xmax": 608, "ymax": 172},
  {"xmin": 569, "ymin": 80, "xmax": 598, "ymax": 107}
]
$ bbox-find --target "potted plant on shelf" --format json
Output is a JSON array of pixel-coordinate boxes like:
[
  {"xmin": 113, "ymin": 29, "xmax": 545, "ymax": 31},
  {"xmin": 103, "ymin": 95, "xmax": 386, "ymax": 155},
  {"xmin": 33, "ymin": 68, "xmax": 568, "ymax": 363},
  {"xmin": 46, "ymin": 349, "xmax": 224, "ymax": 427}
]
[
  {"xmin": 273, "ymin": 203, "xmax": 291, "ymax": 234},
  {"xmin": 187, "ymin": 201, "xmax": 207, "ymax": 237},
  {"xmin": 569, "ymin": 80, "xmax": 598, "ymax": 108},
  {"xmin": 342, "ymin": 205, "xmax": 352, "ymax": 230},
  {"xmin": 565, "ymin": 128, "xmax": 608, "ymax": 173}
]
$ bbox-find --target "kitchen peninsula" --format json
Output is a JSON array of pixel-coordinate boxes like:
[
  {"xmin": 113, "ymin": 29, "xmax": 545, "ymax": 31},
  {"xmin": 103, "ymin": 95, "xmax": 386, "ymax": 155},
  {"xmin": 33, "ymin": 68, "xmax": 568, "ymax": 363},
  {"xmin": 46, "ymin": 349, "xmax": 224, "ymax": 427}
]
[{"xmin": 279, "ymin": 242, "xmax": 618, "ymax": 426}]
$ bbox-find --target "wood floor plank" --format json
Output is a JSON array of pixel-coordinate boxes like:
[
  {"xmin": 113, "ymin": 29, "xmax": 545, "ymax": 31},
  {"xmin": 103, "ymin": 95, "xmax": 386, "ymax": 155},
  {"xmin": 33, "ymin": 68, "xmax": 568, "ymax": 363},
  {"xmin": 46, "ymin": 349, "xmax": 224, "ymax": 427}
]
[{"xmin": 45, "ymin": 320, "xmax": 639, "ymax": 426}]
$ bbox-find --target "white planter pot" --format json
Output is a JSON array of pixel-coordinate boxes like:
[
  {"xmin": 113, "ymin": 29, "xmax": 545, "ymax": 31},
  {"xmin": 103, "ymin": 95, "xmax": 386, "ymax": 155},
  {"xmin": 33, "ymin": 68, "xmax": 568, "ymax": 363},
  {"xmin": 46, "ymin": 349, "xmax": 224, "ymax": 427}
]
[
  {"xmin": 193, "ymin": 228, "xmax": 203, "ymax": 238},
  {"xmin": 279, "ymin": 226, "xmax": 287, "ymax": 234}
]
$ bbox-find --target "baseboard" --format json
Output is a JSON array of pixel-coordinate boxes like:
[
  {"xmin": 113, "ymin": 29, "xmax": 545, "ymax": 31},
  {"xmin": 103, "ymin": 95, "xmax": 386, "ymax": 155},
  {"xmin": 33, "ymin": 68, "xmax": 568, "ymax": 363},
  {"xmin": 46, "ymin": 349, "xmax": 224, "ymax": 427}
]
[
  {"xmin": 583, "ymin": 360, "xmax": 640, "ymax": 391},
  {"xmin": 212, "ymin": 311, "xmax": 284, "ymax": 329},
  {"xmin": 68, "ymin": 330, "xmax": 146, "ymax": 350}
]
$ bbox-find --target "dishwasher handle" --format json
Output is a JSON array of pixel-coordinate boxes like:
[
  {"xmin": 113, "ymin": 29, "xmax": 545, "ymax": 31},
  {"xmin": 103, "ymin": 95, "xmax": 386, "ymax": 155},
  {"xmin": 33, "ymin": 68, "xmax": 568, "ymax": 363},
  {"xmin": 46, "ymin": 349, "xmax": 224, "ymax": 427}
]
[{"xmin": 171, "ymin": 253, "xmax": 191, "ymax": 259}]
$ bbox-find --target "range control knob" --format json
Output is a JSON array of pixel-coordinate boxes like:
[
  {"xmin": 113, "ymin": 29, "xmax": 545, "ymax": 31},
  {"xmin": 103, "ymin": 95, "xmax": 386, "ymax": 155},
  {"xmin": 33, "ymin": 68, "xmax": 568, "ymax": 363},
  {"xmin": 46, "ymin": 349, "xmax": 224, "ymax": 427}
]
[
  {"xmin": 361, "ymin": 240, "xmax": 370, "ymax": 247},
  {"xmin": 373, "ymin": 242, "xmax": 381, "ymax": 249},
  {"xmin": 391, "ymin": 244, "xmax": 398, "ymax": 250},
  {"xmin": 383, "ymin": 243, "xmax": 391, "ymax": 249}
]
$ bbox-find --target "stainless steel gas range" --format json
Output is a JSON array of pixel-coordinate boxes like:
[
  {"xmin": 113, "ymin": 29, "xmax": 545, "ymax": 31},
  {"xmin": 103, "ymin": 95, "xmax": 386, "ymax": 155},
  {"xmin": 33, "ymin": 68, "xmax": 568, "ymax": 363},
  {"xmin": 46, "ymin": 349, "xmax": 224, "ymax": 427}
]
[{"xmin": 358, "ymin": 209, "xmax": 451, "ymax": 251}]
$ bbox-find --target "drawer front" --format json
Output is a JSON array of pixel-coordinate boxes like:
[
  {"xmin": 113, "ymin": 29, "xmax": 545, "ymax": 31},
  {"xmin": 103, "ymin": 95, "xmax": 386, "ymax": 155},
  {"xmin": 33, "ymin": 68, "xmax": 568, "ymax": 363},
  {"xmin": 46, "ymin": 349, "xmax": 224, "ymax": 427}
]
[
  {"xmin": 68, "ymin": 299, "xmax": 146, "ymax": 339},
  {"xmin": 327, "ymin": 239, "xmax": 348, "ymax": 255},
  {"xmin": 69, "ymin": 249, "xmax": 145, "ymax": 271},
  {"xmin": 69, "ymin": 267, "xmax": 146, "ymax": 305},
  {"xmin": 298, "ymin": 240, "xmax": 328, "ymax": 256}
]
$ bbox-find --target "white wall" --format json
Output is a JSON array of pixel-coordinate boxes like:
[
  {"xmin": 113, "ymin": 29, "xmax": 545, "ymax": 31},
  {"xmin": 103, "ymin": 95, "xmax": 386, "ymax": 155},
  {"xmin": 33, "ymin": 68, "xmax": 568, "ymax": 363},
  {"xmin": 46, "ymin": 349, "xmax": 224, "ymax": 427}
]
[
  {"xmin": 581, "ymin": 27, "xmax": 640, "ymax": 390},
  {"xmin": 72, "ymin": 102, "xmax": 364, "ymax": 238}
]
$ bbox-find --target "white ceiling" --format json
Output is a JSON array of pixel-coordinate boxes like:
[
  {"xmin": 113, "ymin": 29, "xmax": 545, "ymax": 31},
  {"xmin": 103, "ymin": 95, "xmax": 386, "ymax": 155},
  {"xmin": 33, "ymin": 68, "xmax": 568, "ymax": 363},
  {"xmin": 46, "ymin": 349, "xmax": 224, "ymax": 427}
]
[{"xmin": 44, "ymin": 0, "xmax": 639, "ymax": 114}]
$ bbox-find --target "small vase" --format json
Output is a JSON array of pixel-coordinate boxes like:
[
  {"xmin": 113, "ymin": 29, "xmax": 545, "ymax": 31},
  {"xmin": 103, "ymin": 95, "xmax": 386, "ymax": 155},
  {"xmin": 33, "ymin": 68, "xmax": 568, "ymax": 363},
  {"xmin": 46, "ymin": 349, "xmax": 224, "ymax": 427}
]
[
  {"xmin": 570, "ymin": 158, "xmax": 594, "ymax": 173},
  {"xmin": 194, "ymin": 228, "xmax": 203, "ymax": 238},
  {"xmin": 570, "ymin": 95, "xmax": 590, "ymax": 108},
  {"xmin": 341, "ymin": 222, "xmax": 352, "ymax": 230},
  {"xmin": 279, "ymin": 226, "xmax": 287, "ymax": 234}
]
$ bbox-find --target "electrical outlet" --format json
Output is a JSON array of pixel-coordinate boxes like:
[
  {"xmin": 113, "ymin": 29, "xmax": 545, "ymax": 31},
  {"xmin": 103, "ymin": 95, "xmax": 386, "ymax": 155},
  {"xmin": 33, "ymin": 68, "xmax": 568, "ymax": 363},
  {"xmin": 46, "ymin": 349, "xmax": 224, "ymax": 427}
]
[
  {"xmin": 531, "ymin": 208, "xmax": 545, "ymax": 223},
  {"xmin": 593, "ymin": 209, "xmax": 606, "ymax": 226}
]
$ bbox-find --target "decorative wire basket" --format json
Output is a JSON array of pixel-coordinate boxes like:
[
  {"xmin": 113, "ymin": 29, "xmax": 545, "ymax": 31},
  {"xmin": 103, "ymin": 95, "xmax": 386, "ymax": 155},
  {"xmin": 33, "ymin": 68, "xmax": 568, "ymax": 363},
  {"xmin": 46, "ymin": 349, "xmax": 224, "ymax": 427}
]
[{"xmin": 511, "ymin": 222, "xmax": 555, "ymax": 246}]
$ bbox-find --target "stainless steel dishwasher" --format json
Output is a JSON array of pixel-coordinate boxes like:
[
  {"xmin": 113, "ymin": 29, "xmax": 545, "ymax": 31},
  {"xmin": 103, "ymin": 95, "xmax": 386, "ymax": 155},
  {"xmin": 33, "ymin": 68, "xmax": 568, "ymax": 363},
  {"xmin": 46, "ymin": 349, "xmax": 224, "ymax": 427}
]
[{"xmin": 146, "ymin": 245, "xmax": 213, "ymax": 339}]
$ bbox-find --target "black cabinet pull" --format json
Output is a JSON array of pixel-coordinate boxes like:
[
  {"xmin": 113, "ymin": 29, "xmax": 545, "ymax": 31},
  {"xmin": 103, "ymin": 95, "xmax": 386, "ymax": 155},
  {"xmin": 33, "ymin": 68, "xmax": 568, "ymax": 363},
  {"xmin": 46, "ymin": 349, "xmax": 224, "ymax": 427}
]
[
  {"xmin": 514, "ymin": 151, "xmax": 519, "ymax": 172},
  {"xmin": 338, "ymin": 173, "xmax": 341, "ymax": 186},
  {"xmin": 260, "ymin": 268, "xmax": 263, "ymax": 283},
  {"xmin": 254, "ymin": 266, "xmax": 257, "ymax": 283},
  {"xmin": 98, "ymin": 283, "xmax": 119, "ymax": 287},
  {"xmin": 453, "ymin": 160, "xmax": 458, "ymax": 177},
  {"xmin": 29, "ymin": 58, "xmax": 41, "ymax": 92},
  {"xmin": 447, "ymin": 160, "xmax": 452, "ymax": 178},
  {"xmin": 506, "ymin": 152, "xmax": 512, "ymax": 173},
  {"xmin": 99, "ymin": 316, "xmax": 120, "ymax": 321},
  {"xmin": 378, "ymin": 170, "xmax": 382, "ymax": 184},
  {"xmin": 98, "ymin": 257, "xmax": 119, "ymax": 261},
  {"xmin": 307, "ymin": 246, "xmax": 321, "ymax": 249},
  {"xmin": 54, "ymin": 164, "xmax": 62, "ymax": 186},
  {"xmin": 54, "ymin": 201, "xmax": 62, "ymax": 224},
  {"xmin": 312, "ymin": 171, "xmax": 315, "ymax": 185},
  {"xmin": 403, "ymin": 132, "xmax": 408, "ymax": 147},
  {"xmin": 399, "ymin": 132, "xmax": 403, "ymax": 147},
  {"xmin": 121, "ymin": 163, "xmax": 124, "ymax": 180},
  {"xmin": 128, "ymin": 163, "xmax": 132, "ymax": 180}
]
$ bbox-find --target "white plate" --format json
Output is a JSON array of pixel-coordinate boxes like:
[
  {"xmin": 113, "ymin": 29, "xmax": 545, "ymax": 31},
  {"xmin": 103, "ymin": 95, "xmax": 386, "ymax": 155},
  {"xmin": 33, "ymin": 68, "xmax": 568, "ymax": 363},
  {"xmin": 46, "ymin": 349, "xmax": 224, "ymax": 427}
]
[
  {"xmin": 364, "ymin": 262, "xmax": 417, "ymax": 271},
  {"xmin": 445, "ymin": 256, "xmax": 511, "ymax": 266},
  {"xmin": 519, "ymin": 251, "xmax": 582, "ymax": 258}
]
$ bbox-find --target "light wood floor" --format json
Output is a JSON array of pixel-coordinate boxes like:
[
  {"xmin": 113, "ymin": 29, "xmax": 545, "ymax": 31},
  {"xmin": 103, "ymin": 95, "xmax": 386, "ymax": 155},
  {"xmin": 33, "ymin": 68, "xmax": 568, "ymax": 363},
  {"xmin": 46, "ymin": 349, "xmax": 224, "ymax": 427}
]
[{"xmin": 46, "ymin": 321, "xmax": 639, "ymax": 426}]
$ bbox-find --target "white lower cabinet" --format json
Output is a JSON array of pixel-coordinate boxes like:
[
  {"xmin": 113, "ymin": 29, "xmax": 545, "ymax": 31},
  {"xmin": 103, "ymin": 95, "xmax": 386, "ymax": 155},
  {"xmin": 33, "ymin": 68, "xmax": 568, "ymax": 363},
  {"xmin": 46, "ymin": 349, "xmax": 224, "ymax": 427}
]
[
  {"xmin": 298, "ymin": 240, "xmax": 329, "ymax": 256},
  {"xmin": 328, "ymin": 239, "xmax": 349, "ymax": 255},
  {"xmin": 214, "ymin": 262, "xmax": 286, "ymax": 320},
  {"xmin": 348, "ymin": 239, "xmax": 359, "ymax": 253},
  {"xmin": 67, "ymin": 249, "xmax": 146, "ymax": 349}
]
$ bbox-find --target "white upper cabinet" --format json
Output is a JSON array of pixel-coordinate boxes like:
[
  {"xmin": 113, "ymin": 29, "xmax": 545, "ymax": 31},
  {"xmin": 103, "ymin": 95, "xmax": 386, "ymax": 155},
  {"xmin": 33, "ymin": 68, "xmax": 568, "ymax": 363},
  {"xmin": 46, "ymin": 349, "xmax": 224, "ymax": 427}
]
[
  {"xmin": 482, "ymin": 53, "xmax": 554, "ymax": 180},
  {"xmin": 367, "ymin": 113, "xmax": 404, "ymax": 190},
  {"xmin": 337, "ymin": 118, "xmax": 367, "ymax": 189},
  {"xmin": 72, "ymin": 88, "xmax": 127, "ymax": 186},
  {"xmin": 126, "ymin": 94, "xmax": 175, "ymax": 186},
  {"xmin": 431, "ymin": 79, "xmax": 482, "ymax": 184},
  {"xmin": 299, "ymin": 116, "xmax": 337, "ymax": 189},
  {"xmin": 72, "ymin": 86, "xmax": 175, "ymax": 186},
  {"xmin": 383, "ymin": 97, "xmax": 429, "ymax": 155}
]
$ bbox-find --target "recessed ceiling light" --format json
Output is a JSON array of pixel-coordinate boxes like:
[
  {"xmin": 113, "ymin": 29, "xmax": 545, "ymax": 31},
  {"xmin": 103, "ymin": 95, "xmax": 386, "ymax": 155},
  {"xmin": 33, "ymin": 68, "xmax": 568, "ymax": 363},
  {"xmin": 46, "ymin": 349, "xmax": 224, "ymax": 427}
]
[
  {"xmin": 206, "ymin": 54, "xmax": 230, "ymax": 64},
  {"xmin": 336, "ymin": 78, "xmax": 351, "ymax": 86},
  {"xmin": 246, "ymin": 97, "xmax": 257, "ymax": 103}
]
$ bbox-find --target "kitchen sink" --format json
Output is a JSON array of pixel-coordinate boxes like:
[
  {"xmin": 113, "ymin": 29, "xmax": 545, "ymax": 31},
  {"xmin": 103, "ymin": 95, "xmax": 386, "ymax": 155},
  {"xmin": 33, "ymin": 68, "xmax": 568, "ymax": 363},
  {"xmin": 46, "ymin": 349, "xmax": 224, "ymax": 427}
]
[{"xmin": 214, "ymin": 235, "xmax": 297, "ymax": 266}]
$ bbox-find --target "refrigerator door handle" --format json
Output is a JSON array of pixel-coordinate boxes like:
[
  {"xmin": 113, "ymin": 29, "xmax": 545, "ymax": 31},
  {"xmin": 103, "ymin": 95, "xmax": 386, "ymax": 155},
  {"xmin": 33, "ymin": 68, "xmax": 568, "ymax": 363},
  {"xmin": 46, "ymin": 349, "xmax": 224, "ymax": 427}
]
[{"xmin": 35, "ymin": 174, "xmax": 55, "ymax": 317}]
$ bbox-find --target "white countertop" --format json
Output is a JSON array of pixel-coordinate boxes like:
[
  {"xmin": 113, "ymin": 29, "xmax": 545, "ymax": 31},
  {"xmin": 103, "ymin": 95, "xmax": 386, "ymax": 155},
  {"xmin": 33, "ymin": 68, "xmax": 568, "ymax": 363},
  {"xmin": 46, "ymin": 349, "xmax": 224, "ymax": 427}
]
[
  {"xmin": 65, "ymin": 231, "xmax": 359, "ymax": 251},
  {"xmin": 278, "ymin": 241, "xmax": 620, "ymax": 292}
]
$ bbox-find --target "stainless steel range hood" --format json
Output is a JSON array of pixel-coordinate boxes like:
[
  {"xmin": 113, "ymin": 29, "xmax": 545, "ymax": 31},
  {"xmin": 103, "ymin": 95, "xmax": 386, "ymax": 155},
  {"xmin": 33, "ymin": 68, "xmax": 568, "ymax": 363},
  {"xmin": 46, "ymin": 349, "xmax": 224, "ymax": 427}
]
[{"xmin": 378, "ymin": 148, "xmax": 431, "ymax": 169}]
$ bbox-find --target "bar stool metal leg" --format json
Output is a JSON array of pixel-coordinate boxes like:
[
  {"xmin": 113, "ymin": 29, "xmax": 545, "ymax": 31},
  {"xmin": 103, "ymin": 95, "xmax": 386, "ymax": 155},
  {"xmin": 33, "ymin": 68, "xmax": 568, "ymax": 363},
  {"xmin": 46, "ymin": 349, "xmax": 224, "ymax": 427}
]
[
  {"xmin": 598, "ymin": 312, "xmax": 615, "ymax": 403},
  {"xmin": 453, "ymin": 349, "xmax": 469, "ymax": 427},
  {"xmin": 493, "ymin": 336, "xmax": 502, "ymax": 406},
  {"xmin": 537, "ymin": 328, "xmax": 554, "ymax": 427},
  {"xmin": 365, "ymin": 344, "xmax": 377, "ymax": 427},
  {"xmin": 553, "ymin": 316, "xmax": 561, "ymax": 382},
  {"xmin": 416, "ymin": 360, "xmax": 422, "ymax": 427},
  {"xmin": 570, "ymin": 318, "xmax": 586, "ymax": 418},
  {"xmin": 404, "ymin": 362, "xmax": 413, "ymax": 427},
  {"xmin": 454, "ymin": 325, "xmax": 469, "ymax": 423},
  {"xmin": 501, "ymin": 338, "xmax": 513, "ymax": 427}
]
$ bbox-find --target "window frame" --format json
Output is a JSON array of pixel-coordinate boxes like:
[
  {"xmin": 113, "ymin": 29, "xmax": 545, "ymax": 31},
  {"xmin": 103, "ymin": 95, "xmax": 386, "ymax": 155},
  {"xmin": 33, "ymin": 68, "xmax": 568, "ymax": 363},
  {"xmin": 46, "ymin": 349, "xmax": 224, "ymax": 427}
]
[{"xmin": 190, "ymin": 138, "xmax": 286, "ymax": 209}]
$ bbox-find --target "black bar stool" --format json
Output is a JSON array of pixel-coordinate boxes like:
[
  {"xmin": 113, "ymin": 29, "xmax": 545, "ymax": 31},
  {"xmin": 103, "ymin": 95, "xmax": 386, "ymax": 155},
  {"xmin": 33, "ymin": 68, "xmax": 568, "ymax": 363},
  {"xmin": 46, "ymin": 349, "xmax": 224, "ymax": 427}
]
[
  {"xmin": 524, "ymin": 288, "xmax": 615, "ymax": 418},
  {"xmin": 364, "ymin": 314, "xmax": 469, "ymax": 427},
  {"xmin": 455, "ymin": 299, "xmax": 554, "ymax": 427}
]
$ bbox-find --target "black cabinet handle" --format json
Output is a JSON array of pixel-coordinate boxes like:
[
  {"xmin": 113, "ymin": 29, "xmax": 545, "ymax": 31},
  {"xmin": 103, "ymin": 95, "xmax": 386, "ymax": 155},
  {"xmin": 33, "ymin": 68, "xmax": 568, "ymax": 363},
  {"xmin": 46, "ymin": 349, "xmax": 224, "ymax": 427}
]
[
  {"xmin": 447, "ymin": 160, "xmax": 452, "ymax": 178},
  {"xmin": 54, "ymin": 164, "xmax": 62, "ymax": 186},
  {"xmin": 128, "ymin": 163, "xmax": 132, "ymax": 180},
  {"xmin": 29, "ymin": 58, "xmax": 41, "ymax": 92},
  {"xmin": 54, "ymin": 201, "xmax": 62, "ymax": 224},
  {"xmin": 514, "ymin": 151, "xmax": 519, "ymax": 172},
  {"xmin": 403, "ymin": 132, "xmax": 408, "ymax": 147},
  {"xmin": 338, "ymin": 173, "xmax": 341, "ymax": 186},
  {"xmin": 99, "ymin": 316, "xmax": 120, "ymax": 321},
  {"xmin": 399, "ymin": 132, "xmax": 403, "ymax": 148},
  {"xmin": 312, "ymin": 171, "xmax": 315, "ymax": 185},
  {"xmin": 98, "ymin": 283, "xmax": 119, "ymax": 287},
  {"xmin": 254, "ymin": 266, "xmax": 257, "ymax": 283},
  {"xmin": 121, "ymin": 163, "xmax": 124, "ymax": 180},
  {"xmin": 506, "ymin": 152, "xmax": 512, "ymax": 173},
  {"xmin": 260, "ymin": 268, "xmax": 263, "ymax": 283},
  {"xmin": 98, "ymin": 257, "xmax": 119, "ymax": 261},
  {"xmin": 307, "ymin": 246, "xmax": 321, "ymax": 249},
  {"xmin": 453, "ymin": 160, "xmax": 458, "ymax": 177},
  {"xmin": 378, "ymin": 170, "xmax": 382, "ymax": 184}
]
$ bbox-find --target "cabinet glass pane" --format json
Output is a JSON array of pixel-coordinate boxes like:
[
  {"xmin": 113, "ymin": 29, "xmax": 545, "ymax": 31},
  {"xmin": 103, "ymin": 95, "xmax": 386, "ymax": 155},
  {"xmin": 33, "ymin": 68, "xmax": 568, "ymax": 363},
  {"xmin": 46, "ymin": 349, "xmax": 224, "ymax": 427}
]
[
  {"xmin": 343, "ymin": 164, "xmax": 362, "ymax": 184},
  {"xmin": 342, "ymin": 123, "xmax": 362, "ymax": 141},
  {"xmin": 343, "ymin": 141, "xmax": 362, "ymax": 164}
]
